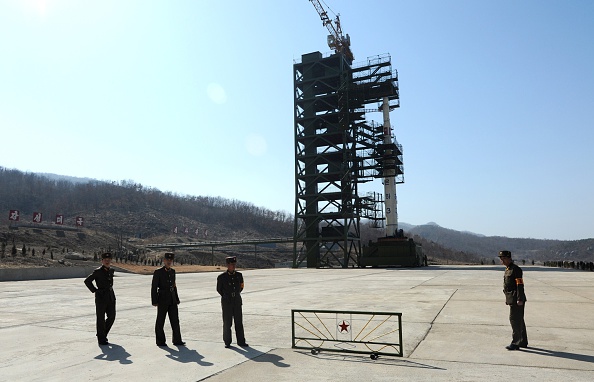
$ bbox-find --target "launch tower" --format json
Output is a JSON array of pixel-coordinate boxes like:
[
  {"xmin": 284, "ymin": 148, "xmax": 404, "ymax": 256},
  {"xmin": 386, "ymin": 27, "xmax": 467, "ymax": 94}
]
[{"xmin": 292, "ymin": 51, "xmax": 402, "ymax": 268}]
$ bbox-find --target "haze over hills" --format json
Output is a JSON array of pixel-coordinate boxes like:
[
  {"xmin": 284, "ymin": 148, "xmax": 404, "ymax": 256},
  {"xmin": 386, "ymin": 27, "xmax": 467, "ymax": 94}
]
[
  {"xmin": 1, "ymin": 168, "xmax": 592, "ymax": 265},
  {"xmin": 37, "ymin": 173, "xmax": 96, "ymax": 185},
  {"xmin": 401, "ymin": 222, "xmax": 594, "ymax": 262}
]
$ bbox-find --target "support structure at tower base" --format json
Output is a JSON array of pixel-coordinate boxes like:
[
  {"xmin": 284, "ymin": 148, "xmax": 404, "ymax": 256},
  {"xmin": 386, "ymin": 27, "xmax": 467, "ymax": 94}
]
[{"xmin": 360, "ymin": 236, "xmax": 426, "ymax": 268}]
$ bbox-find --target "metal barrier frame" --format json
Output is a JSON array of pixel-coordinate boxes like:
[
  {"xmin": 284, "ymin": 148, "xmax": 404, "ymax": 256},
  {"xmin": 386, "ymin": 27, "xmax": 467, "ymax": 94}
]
[{"xmin": 291, "ymin": 309, "xmax": 403, "ymax": 359}]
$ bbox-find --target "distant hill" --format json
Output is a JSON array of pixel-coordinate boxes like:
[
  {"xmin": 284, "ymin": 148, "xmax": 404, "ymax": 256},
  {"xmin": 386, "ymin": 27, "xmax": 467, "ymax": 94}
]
[
  {"xmin": 402, "ymin": 222, "xmax": 594, "ymax": 262},
  {"xmin": 396, "ymin": 222, "xmax": 415, "ymax": 232},
  {"xmin": 0, "ymin": 167, "xmax": 482, "ymax": 267},
  {"xmin": 37, "ymin": 173, "xmax": 96, "ymax": 185},
  {"xmin": 0, "ymin": 167, "xmax": 294, "ymax": 268},
  {"xmin": 0, "ymin": 167, "xmax": 292, "ymax": 239},
  {"xmin": 3, "ymin": 167, "xmax": 589, "ymax": 267}
]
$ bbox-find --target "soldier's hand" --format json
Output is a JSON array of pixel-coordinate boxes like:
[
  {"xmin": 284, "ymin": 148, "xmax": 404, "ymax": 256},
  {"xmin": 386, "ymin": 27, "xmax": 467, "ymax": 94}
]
[
  {"xmin": 153, "ymin": 304, "xmax": 158, "ymax": 307},
  {"xmin": 517, "ymin": 300, "xmax": 524, "ymax": 306}
]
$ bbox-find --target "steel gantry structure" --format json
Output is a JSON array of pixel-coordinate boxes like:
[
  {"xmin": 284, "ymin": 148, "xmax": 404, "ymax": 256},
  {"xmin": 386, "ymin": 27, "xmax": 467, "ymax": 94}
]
[
  {"xmin": 292, "ymin": 51, "xmax": 402, "ymax": 268},
  {"xmin": 293, "ymin": 1, "xmax": 404, "ymax": 268}
]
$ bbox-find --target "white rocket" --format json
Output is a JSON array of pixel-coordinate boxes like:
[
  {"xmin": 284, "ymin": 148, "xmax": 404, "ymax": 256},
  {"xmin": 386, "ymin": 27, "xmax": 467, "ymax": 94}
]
[{"xmin": 382, "ymin": 97, "xmax": 398, "ymax": 237}]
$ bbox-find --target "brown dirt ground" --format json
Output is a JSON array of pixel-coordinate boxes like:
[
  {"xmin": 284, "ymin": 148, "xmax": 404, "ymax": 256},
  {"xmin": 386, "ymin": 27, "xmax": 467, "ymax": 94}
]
[
  {"xmin": 0, "ymin": 257, "xmax": 232, "ymax": 275},
  {"xmin": 113, "ymin": 263, "xmax": 228, "ymax": 275}
]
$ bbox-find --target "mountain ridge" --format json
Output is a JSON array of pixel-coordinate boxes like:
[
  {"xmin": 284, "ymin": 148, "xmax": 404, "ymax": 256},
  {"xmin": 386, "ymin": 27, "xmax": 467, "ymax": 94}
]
[
  {"xmin": 402, "ymin": 222, "xmax": 593, "ymax": 262},
  {"xmin": 1, "ymin": 167, "xmax": 591, "ymax": 265}
]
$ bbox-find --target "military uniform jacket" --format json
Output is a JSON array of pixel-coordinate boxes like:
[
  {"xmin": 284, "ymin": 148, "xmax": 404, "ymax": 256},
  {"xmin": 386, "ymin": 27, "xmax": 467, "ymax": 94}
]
[
  {"xmin": 84, "ymin": 266, "xmax": 116, "ymax": 302},
  {"xmin": 503, "ymin": 262, "xmax": 527, "ymax": 305},
  {"xmin": 217, "ymin": 271, "xmax": 244, "ymax": 304},
  {"xmin": 151, "ymin": 267, "xmax": 180, "ymax": 306}
]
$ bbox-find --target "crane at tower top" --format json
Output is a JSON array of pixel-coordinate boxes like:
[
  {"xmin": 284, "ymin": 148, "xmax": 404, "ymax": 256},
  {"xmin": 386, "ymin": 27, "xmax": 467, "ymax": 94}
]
[{"xmin": 309, "ymin": 0, "xmax": 354, "ymax": 62}]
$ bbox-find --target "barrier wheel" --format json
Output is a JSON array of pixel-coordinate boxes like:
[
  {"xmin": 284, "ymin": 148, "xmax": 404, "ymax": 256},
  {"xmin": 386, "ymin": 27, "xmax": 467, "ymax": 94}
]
[
  {"xmin": 311, "ymin": 348, "xmax": 319, "ymax": 355},
  {"xmin": 370, "ymin": 353, "xmax": 379, "ymax": 360}
]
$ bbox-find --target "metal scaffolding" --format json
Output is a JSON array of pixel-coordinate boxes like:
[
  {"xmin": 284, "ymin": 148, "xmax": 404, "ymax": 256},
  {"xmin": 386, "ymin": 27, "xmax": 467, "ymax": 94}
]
[{"xmin": 293, "ymin": 51, "xmax": 402, "ymax": 268}]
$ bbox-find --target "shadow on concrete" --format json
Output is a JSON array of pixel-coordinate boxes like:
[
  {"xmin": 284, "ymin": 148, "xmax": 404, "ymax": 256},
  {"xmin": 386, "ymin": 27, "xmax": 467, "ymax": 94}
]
[
  {"xmin": 300, "ymin": 351, "xmax": 445, "ymax": 370},
  {"xmin": 160, "ymin": 345, "xmax": 214, "ymax": 366},
  {"xmin": 94, "ymin": 343, "xmax": 132, "ymax": 364},
  {"xmin": 231, "ymin": 346, "xmax": 290, "ymax": 368},
  {"xmin": 522, "ymin": 347, "xmax": 594, "ymax": 364}
]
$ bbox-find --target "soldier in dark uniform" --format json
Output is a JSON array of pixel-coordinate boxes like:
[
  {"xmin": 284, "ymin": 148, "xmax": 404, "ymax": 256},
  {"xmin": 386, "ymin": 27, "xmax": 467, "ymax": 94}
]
[
  {"xmin": 499, "ymin": 250, "xmax": 528, "ymax": 350},
  {"xmin": 217, "ymin": 256, "xmax": 248, "ymax": 348},
  {"xmin": 84, "ymin": 252, "xmax": 116, "ymax": 345},
  {"xmin": 151, "ymin": 252, "xmax": 185, "ymax": 347}
]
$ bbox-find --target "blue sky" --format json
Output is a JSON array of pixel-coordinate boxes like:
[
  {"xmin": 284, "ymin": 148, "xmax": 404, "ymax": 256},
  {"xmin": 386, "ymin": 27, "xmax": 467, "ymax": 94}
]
[{"xmin": 1, "ymin": 0, "xmax": 593, "ymax": 240}]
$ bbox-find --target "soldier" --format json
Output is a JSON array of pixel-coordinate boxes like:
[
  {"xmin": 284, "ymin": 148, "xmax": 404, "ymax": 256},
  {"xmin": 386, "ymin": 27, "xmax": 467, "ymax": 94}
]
[
  {"xmin": 84, "ymin": 252, "xmax": 116, "ymax": 345},
  {"xmin": 151, "ymin": 252, "xmax": 185, "ymax": 347},
  {"xmin": 499, "ymin": 250, "xmax": 528, "ymax": 350},
  {"xmin": 217, "ymin": 256, "xmax": 248, "ymax": 348}
]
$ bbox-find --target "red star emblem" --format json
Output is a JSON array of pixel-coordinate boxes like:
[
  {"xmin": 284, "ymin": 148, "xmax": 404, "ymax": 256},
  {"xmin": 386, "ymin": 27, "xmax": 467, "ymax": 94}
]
[{"xmin": 338, "ymin": 320, "xmax": 350, "ymax": 333}]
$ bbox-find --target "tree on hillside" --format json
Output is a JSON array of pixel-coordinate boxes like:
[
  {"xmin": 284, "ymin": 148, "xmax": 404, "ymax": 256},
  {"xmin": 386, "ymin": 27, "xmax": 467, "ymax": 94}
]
[
  {"xmin": 12, "ymin": 245, "xmax": 17, "ymax": 257},
  {"xmin": 22, "ymin": 244, "xmax": 26, "ymax": 256},
  {"xmin": 0, "ymin": 166, "xmax": 294, "ymax": 239}
]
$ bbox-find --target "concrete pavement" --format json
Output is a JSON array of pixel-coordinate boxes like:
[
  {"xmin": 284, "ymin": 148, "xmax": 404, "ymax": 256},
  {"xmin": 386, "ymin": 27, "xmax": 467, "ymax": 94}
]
[{"xmin": 1, "ymin": 265, "xmax": 593, "ymax": 381}]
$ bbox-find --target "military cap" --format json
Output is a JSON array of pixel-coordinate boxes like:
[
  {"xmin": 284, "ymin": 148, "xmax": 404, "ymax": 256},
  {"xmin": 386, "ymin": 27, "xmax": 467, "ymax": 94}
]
[
  {"xmin": 164, "ymin": 252, "xmax": 175, "ymax": 260},
  {"xmin": 498, "ymin": 250, "xmax": 512, "ymax": 258},
  {"xmin": 101, "ymin": 252, "xmax": 112, "ymax": 259},
  {"xmin": 225, "ymin": 256, "xmax": 237, "ymax": 264}
]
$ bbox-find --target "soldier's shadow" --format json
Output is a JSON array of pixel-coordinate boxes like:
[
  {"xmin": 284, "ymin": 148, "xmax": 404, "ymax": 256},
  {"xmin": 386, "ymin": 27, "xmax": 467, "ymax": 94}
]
[
  {"xmin": 162, "ymin": 345, "xmax": 214, "ymax": 366},
  {"xmin": 231, "ymin": 346, "xmax": 290, "ymax": 368},
  {"xmin": 521, "ymin": 347, "xmax": 594, "ymax": 364},
  {"xmin": 94, "ymin": 343, "xmax": 132, "ymax": 364}
]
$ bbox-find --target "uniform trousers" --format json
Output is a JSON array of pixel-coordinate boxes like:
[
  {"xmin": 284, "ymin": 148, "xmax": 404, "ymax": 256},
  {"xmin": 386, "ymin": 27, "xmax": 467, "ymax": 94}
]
[
  {"xmin": 509, "ymin": 304, "xmax": 528, "ymax": 346},
  {"xmin": 155, "ymin": 303, "xmax": 182, "ymax": 344},
  {"xmin": 222, "ymin": 299, "xmax": 245, "ymax": 345},
  {"xmin": 95, "ymin": 299, "xmax": 116, "ymax": 341}
]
